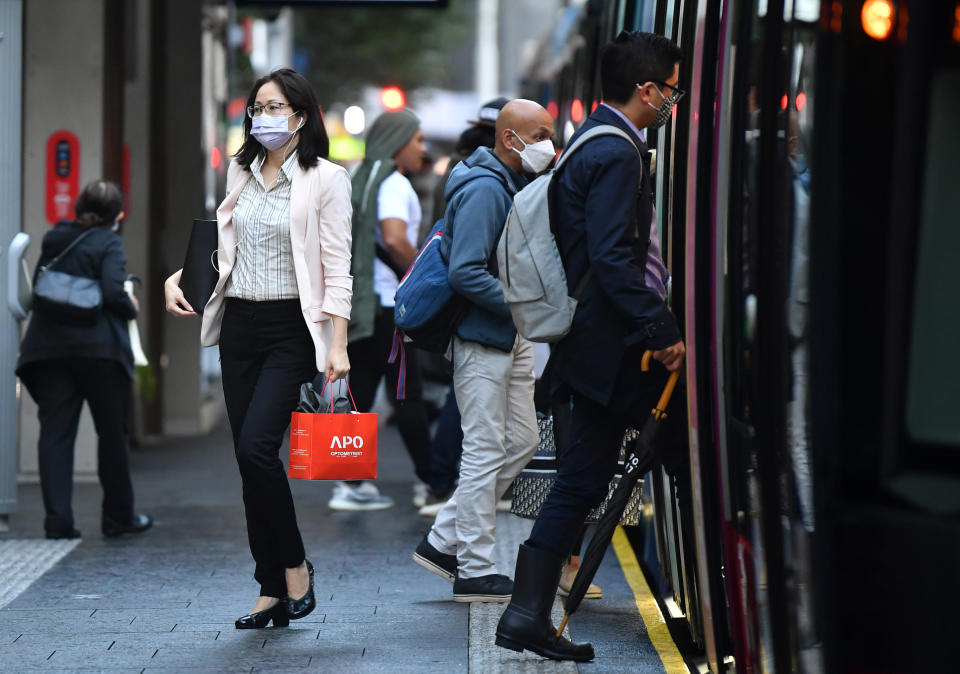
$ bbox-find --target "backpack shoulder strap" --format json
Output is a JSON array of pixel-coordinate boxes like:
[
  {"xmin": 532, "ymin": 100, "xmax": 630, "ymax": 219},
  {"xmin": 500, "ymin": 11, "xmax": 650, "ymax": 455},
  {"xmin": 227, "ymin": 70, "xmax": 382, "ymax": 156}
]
[
  {"xmin": 554, "ymin": 124, "xmax": 641, "ymax": 172},
  {"xmin": 441, "ymin": 169, "xmax": 512, "ymax": 255},
  {"xmin": 550, "ymin": 125, "xmax": 644, "ymax": 302}
]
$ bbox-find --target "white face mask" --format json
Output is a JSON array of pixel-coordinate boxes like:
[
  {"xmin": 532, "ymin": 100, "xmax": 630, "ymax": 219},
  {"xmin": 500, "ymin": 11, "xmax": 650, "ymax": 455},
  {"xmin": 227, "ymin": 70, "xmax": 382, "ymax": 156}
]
[
  {"xmin": 111, "ymin": 220, "xmax": 120, "ymax": 233},
  {"xmin": 251, "ymin": 111, "xmax": 302, "ymax": 151},
  {"xmin": 510, "ymin": 131, "xmax": 555, "ymax": 174}
]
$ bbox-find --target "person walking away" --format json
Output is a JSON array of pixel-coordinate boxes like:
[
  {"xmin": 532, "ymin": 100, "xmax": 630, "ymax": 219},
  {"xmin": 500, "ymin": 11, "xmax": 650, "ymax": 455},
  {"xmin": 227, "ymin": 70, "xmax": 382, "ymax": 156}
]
[
  {"xmin": 17, "ymin": 180, "xmax": 152, "ymax": 540},
  {"xmin": 495, "ymin": 32, "xmax": 687, "ymax": 661},
  {"xmin": 412, "ymin": 99, "xmax": 556, "ymax": 602},
  {"xmin": 336, "ymin": 109, "xmax": 434, "ymax": 511},
  {"xmin": 418, "ymin": 96, "xmax": 509, "ymax": 518},
  {"xmin": 164, "ymin": 68, "xmax": 351, "ymax": 630}
]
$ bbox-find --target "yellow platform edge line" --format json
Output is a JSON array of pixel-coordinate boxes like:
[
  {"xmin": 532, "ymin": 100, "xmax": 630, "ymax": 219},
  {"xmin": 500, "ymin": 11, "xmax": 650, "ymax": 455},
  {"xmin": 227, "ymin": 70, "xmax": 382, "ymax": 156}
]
[{"xmin": 612, "ymin": 526, "xmax": 689, "ymax": 674}]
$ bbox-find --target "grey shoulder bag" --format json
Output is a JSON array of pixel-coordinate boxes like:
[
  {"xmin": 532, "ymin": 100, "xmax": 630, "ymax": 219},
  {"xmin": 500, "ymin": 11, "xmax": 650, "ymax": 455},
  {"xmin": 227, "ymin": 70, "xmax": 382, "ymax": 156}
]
[{"xmin": 33, "ymin": 229, "xmax": 103, "ymax": 324}]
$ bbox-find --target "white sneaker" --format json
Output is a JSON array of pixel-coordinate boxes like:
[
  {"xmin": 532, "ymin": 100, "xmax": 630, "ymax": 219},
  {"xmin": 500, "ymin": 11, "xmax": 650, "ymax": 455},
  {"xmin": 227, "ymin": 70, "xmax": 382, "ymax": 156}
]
[
  {"xmin": 412, "ymin": 482, "xmax": 429, "ymax": 508},
  {"xmin": 328, "ymin": 481, "xmax": 395, "ymax": 511},
  {"xmin": 417, "ymin": 489, "xmax": 454, "ymax": 517}
]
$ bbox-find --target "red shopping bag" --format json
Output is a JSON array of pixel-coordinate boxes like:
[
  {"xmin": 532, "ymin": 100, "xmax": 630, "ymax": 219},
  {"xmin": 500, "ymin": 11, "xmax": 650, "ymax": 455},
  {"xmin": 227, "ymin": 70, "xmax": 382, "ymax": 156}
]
[{"xmin": 288, "ymin": 383, "xmax": 377, "ymax": 480}]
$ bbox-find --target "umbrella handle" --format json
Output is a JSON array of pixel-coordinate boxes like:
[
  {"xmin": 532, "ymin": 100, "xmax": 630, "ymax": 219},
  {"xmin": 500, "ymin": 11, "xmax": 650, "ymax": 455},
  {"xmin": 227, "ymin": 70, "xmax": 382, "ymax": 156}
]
[{"xmin": 641, "ymin": 350, "xmax": 683, "ymax": 420}]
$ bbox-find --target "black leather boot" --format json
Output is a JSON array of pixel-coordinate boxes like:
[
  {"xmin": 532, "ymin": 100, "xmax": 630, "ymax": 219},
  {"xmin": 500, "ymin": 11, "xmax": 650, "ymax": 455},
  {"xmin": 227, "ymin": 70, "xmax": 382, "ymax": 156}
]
[{"xmin": 495, "ymin": 543, "xmax": 594, "ymax": 662}]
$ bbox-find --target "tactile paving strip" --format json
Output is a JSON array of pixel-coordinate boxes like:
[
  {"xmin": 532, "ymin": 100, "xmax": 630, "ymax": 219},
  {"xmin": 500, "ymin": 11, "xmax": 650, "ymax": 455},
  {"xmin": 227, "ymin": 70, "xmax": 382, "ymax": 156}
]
[
  {"xmin": 467, "ymin": 512, "xmax": 578, "ymax": 673},
  {"xmin": 0, "ymin": 539, "xmax": 80, "ymax": 608}
]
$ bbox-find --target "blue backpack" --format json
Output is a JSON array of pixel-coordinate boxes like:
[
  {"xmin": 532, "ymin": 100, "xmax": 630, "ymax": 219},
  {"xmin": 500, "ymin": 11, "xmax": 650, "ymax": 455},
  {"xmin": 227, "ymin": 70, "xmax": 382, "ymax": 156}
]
[
  {"xmin": 386, "ymin": 219, "xmax": 466, "ymax": 400},
  {"xmin": 391, "ymin": 218, "xmax": 466, "ymax": 354},
  {"xmin": 387, "ymin": 169, "xmax": 509, "ymax": 398}
]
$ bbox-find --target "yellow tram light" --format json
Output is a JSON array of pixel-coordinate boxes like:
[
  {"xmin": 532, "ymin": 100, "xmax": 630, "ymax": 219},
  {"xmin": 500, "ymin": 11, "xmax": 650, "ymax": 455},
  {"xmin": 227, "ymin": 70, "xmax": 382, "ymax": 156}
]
[{"xmin": 862, "ymin": 0, "xmax": 895, "ymax": 41}]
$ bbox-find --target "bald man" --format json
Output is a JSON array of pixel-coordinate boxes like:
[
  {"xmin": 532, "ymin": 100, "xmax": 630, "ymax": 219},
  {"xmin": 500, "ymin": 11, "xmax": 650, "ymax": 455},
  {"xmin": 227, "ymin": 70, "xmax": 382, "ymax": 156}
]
[{"xmin": 412, "ymin": 100, "xmax": 555, "ymax": 603}]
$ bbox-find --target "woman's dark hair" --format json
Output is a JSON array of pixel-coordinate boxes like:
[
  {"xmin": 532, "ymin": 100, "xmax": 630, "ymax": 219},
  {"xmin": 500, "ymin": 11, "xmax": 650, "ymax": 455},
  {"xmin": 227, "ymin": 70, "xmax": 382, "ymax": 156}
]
[
  {"xmin": 600, "ymin": 31, "xmax": 683, "ymax": 104},
  {"xmin": 234, "ymin": 68, "xmax": 329, "ymax": 171},
  {"xmin": 455, "ymin": 124, "xmax": 497, "ymax": 156},
  {"xmin": 74, "ymin": 180, "xmax": 124, "ymax": 229}
]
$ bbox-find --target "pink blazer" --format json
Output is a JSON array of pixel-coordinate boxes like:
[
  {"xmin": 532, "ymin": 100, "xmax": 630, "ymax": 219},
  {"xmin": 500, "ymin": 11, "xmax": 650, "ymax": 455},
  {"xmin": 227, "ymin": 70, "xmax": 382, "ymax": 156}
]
[{"xmin": 200, "ymin": 158, "xmax": 353, "ymax": 372}]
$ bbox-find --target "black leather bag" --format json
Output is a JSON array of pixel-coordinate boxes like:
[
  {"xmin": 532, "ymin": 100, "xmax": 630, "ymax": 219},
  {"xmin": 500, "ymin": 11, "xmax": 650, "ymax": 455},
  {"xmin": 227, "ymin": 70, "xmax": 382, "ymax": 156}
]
[
  {"xmin": 33, "ymin": 229, "xmax": 103, "ymax": 325},
  {"xmin": 179, "ymin": 219, "xmax": 219, "ymax": 315}
]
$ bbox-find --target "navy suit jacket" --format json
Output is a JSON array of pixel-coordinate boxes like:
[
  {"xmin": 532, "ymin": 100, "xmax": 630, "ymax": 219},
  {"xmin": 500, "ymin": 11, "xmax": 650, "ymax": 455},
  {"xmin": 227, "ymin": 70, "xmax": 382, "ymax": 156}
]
[{"xmin": 550, "ymin": 105, "xmax": 681, "ymax": 407}]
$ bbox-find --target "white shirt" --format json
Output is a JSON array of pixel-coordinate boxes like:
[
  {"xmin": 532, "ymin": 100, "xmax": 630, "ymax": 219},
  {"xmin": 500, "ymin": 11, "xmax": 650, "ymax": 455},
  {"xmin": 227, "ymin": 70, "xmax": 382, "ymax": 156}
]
[
  {"xmin": 225, "ymin": 152, "xmax": 300, "ymax": 301},
  {"xmin": 374, "ymin": 170, "xmax": 421, "ymax": 307}
]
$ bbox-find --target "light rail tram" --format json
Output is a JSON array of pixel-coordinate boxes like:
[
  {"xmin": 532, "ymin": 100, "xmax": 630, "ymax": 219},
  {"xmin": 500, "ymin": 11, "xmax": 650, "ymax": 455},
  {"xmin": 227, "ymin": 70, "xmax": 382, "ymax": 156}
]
[{"xmin": 522, "ymin": 0, "xmax": 960, "ymax": 671}]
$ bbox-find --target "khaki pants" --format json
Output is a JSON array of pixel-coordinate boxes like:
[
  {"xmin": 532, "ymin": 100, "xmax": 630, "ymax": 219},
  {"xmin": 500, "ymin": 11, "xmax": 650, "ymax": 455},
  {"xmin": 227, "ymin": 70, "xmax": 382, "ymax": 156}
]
[{"xmin": 428, "ymin": 335, "xmax": 539, "ymax": 579}]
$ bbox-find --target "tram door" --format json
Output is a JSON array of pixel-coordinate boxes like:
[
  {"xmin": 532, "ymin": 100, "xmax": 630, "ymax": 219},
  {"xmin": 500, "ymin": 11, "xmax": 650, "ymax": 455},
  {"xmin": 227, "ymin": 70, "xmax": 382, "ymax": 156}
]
[
  {"xmin": 713, "ymin": 0, "xmax": 823, "ymax": 671},
  {"xmin": 648, "ymin": 0, "xmax": 711, "ymax": 654}
]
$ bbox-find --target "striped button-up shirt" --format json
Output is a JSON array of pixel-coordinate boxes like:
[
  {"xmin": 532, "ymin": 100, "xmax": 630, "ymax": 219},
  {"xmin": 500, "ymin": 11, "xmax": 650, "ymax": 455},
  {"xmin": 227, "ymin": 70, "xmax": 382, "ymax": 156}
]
[{"xmin": 225, "ymin": 152, "xmax": 300, "ymax": 301}]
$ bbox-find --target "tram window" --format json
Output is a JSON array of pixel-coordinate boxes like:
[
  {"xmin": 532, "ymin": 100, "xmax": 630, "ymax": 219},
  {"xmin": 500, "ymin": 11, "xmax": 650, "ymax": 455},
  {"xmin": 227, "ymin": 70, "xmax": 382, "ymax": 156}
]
[
  {"xmin": 663, "ymin": 0, "xmax": 677, "ymax": 41},
  {"xmin": 905, "ymin": 67, "xmax": 960, "ymax": 447},
  {"xmin": 632, "ymin": 0, "xmax": 656, "ymax": 31}
]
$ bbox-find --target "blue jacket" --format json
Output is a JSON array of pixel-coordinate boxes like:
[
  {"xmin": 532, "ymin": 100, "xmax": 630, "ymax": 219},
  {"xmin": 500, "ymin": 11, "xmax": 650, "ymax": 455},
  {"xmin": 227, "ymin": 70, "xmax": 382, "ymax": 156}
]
[
  {"xmin": 550, "ymin": 106, "xmax": 681, "ymax": 407},
  {"xmin": 440, "ymin": 147, "xmax": 525, "ymax": 352}
]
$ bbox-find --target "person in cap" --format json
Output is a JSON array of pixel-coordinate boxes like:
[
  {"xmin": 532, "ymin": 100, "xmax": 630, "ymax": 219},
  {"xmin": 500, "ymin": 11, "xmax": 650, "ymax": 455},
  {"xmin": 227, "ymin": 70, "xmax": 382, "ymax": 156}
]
[{"xmin": 331, "ymin": 109, "xmax": 434, "ymax": 511}]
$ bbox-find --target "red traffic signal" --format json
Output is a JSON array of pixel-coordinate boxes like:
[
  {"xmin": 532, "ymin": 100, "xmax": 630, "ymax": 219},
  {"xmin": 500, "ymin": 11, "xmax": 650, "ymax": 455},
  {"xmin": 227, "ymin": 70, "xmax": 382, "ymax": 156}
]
[{"xmin": 380, "ymin": 86, "xmax": 406, "ymax": 111}]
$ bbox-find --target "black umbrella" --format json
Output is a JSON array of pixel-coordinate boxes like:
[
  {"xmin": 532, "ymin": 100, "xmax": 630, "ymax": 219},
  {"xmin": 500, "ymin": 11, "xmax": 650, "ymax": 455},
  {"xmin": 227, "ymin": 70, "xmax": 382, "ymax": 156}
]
[{"xmin": 556, "ymin": 350, "xmax": 682, "ymax": 636}]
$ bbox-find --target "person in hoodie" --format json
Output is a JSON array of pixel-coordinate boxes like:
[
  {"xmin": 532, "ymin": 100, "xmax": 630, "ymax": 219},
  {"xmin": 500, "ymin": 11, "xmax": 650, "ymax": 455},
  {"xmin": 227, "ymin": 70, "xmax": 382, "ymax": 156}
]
[{"xmin": 412, "ymin": 99, "xmax": 556, "ymax": 603}]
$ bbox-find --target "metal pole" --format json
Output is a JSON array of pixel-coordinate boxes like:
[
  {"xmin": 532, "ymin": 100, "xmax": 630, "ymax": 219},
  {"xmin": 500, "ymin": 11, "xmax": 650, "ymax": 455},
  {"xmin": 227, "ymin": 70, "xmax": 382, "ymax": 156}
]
[
  {"xmin": 0, "ymin": 0, "xmax": 24, "ymax": 526},
  {"xmin": 475, "ymin": 0, "xmax": 499, "ymax": 102}
]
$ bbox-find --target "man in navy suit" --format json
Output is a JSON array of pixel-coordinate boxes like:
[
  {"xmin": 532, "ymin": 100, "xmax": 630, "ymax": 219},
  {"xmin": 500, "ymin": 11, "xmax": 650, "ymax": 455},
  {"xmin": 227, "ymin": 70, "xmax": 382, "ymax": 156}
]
[{"xmin": 496, "ymin": 31, "xmax": 686, "ymax": 662}]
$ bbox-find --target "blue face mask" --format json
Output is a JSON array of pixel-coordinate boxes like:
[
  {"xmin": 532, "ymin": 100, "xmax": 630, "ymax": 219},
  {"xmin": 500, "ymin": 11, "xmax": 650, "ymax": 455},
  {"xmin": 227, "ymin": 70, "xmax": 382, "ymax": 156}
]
[{"xmin": 111, "ymin": 220, "xmax": 120, "ymax": 233}]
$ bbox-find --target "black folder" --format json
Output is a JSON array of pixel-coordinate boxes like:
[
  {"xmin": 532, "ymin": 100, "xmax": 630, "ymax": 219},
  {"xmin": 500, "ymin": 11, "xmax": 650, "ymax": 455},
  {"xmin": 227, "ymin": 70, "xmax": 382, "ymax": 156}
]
[{"xmin": 179, "ymin": 219, "xmax": 219, "ymax": 315}]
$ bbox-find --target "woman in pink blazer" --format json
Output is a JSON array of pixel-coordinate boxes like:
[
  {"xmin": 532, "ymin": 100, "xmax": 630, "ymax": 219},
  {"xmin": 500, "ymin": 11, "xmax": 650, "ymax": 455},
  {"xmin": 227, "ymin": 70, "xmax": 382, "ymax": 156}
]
[{"xmin": 163, "ymin": 69, "xmax": 351, "ymax": 630}]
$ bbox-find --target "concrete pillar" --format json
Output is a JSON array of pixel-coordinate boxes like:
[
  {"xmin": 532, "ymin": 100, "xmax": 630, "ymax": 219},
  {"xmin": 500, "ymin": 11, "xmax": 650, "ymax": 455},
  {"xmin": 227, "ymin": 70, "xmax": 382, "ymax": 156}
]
[
  {"xmin": 475, "ymin": 0, "xmax": 499, "ymax": 101},
  {"xmin": 123, "ymin": 0, "xmax": 154, "ymax": 439},
  {"xmin": 19, "ymin": 0, "xmax": 109, "ymax": 482},
  {"xmin": 0, "ymin": 0, "xmax": 24, "ymax": 522},
  {"xmin": 154, "ymin": 0, "xmax": 221, "ymax": 436}
]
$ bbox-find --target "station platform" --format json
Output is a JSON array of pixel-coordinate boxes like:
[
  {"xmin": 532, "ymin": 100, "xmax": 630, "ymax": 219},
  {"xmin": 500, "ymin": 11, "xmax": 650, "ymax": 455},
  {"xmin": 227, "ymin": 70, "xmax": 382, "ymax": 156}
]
[{"xmin": 0, "ymin": 405, "xmax": 687, "ymax": 673}]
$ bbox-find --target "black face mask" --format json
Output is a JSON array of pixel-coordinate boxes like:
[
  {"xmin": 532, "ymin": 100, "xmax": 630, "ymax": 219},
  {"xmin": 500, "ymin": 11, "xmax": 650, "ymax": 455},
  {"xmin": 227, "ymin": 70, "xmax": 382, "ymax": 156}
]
[{"xmin": 646, "ymin": 84, "xmax": 674, "ymax": 129}]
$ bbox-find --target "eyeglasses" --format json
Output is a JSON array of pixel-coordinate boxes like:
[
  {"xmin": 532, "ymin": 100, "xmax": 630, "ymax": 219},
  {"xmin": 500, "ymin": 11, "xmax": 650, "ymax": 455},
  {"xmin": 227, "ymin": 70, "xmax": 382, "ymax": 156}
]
[
  {"xmin": 246, "ymin": 102, "xmax": 292, "ymax": 118},
  {"xmin": 637, "ymin": 81, "xmax": 686, "ymax": 105}
]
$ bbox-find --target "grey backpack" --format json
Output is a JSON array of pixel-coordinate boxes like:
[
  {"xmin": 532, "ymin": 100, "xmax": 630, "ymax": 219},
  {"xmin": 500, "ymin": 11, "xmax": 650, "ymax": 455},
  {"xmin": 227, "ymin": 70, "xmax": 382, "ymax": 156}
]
[{"xmin": 496, "ymin": 125, "xmax": 640, "ymax": 342}]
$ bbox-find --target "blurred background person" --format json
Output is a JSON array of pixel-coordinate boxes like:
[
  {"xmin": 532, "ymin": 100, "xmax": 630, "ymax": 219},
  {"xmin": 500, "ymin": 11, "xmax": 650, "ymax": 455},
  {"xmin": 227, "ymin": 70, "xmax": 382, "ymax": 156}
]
[
  {"xmin": 337, "ymin": 109, "xmax": 434, "ymax": 511},
  {"xmin": 16, "ymin": 180, "xmax": 151, "ymax": 540}
]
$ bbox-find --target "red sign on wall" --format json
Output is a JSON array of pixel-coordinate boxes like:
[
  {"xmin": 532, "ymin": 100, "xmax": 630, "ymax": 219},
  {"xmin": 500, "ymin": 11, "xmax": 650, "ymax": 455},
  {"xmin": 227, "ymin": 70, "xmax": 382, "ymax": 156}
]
[{"xmin": 45, "ymin": 130, "xmax": 80, "ymax": 225}]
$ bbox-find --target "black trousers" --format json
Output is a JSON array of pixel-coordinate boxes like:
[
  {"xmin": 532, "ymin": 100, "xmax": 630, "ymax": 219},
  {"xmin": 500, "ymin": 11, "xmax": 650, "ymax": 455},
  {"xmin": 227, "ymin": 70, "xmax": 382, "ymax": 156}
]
[
  {"xmin": 528, "ymin": 348, "xmax": 677, "ymax": 558},
  {"xmin": 347, "ymin": 307, "xmax": 432, "ymax": 484},
  {"xmin": 220, "ymin": 298, "xmax": 315, "ymax": 598},
  {"xmin": 25, "ymin": 358, "xmax": 135, "ymax": 534}
]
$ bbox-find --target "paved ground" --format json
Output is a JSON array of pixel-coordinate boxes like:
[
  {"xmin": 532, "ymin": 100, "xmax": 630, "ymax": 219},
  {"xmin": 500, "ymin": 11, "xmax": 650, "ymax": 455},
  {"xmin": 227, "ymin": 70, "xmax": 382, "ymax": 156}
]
[{"xmin": 0, "ymin": 398, "xmax": 669, "ymax": 673}]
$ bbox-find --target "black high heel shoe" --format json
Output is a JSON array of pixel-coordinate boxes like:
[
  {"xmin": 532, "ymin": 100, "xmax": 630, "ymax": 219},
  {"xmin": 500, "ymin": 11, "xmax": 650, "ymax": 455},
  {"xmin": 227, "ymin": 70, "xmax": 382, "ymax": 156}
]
[
  {"xmin": 286, "ymin": 560, "xmax": 315, "ymax": 620},
  {"xmin": 235, "ymin": 602, "xmax": 289, "ymax": 629}
]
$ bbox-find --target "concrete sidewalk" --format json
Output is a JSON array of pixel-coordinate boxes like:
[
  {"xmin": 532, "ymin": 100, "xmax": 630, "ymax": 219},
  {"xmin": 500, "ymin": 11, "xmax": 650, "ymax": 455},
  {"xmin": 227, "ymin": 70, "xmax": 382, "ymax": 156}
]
[{"xmin": 0, "ymin": 408, "xmax": 668, "ymax": 673}]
